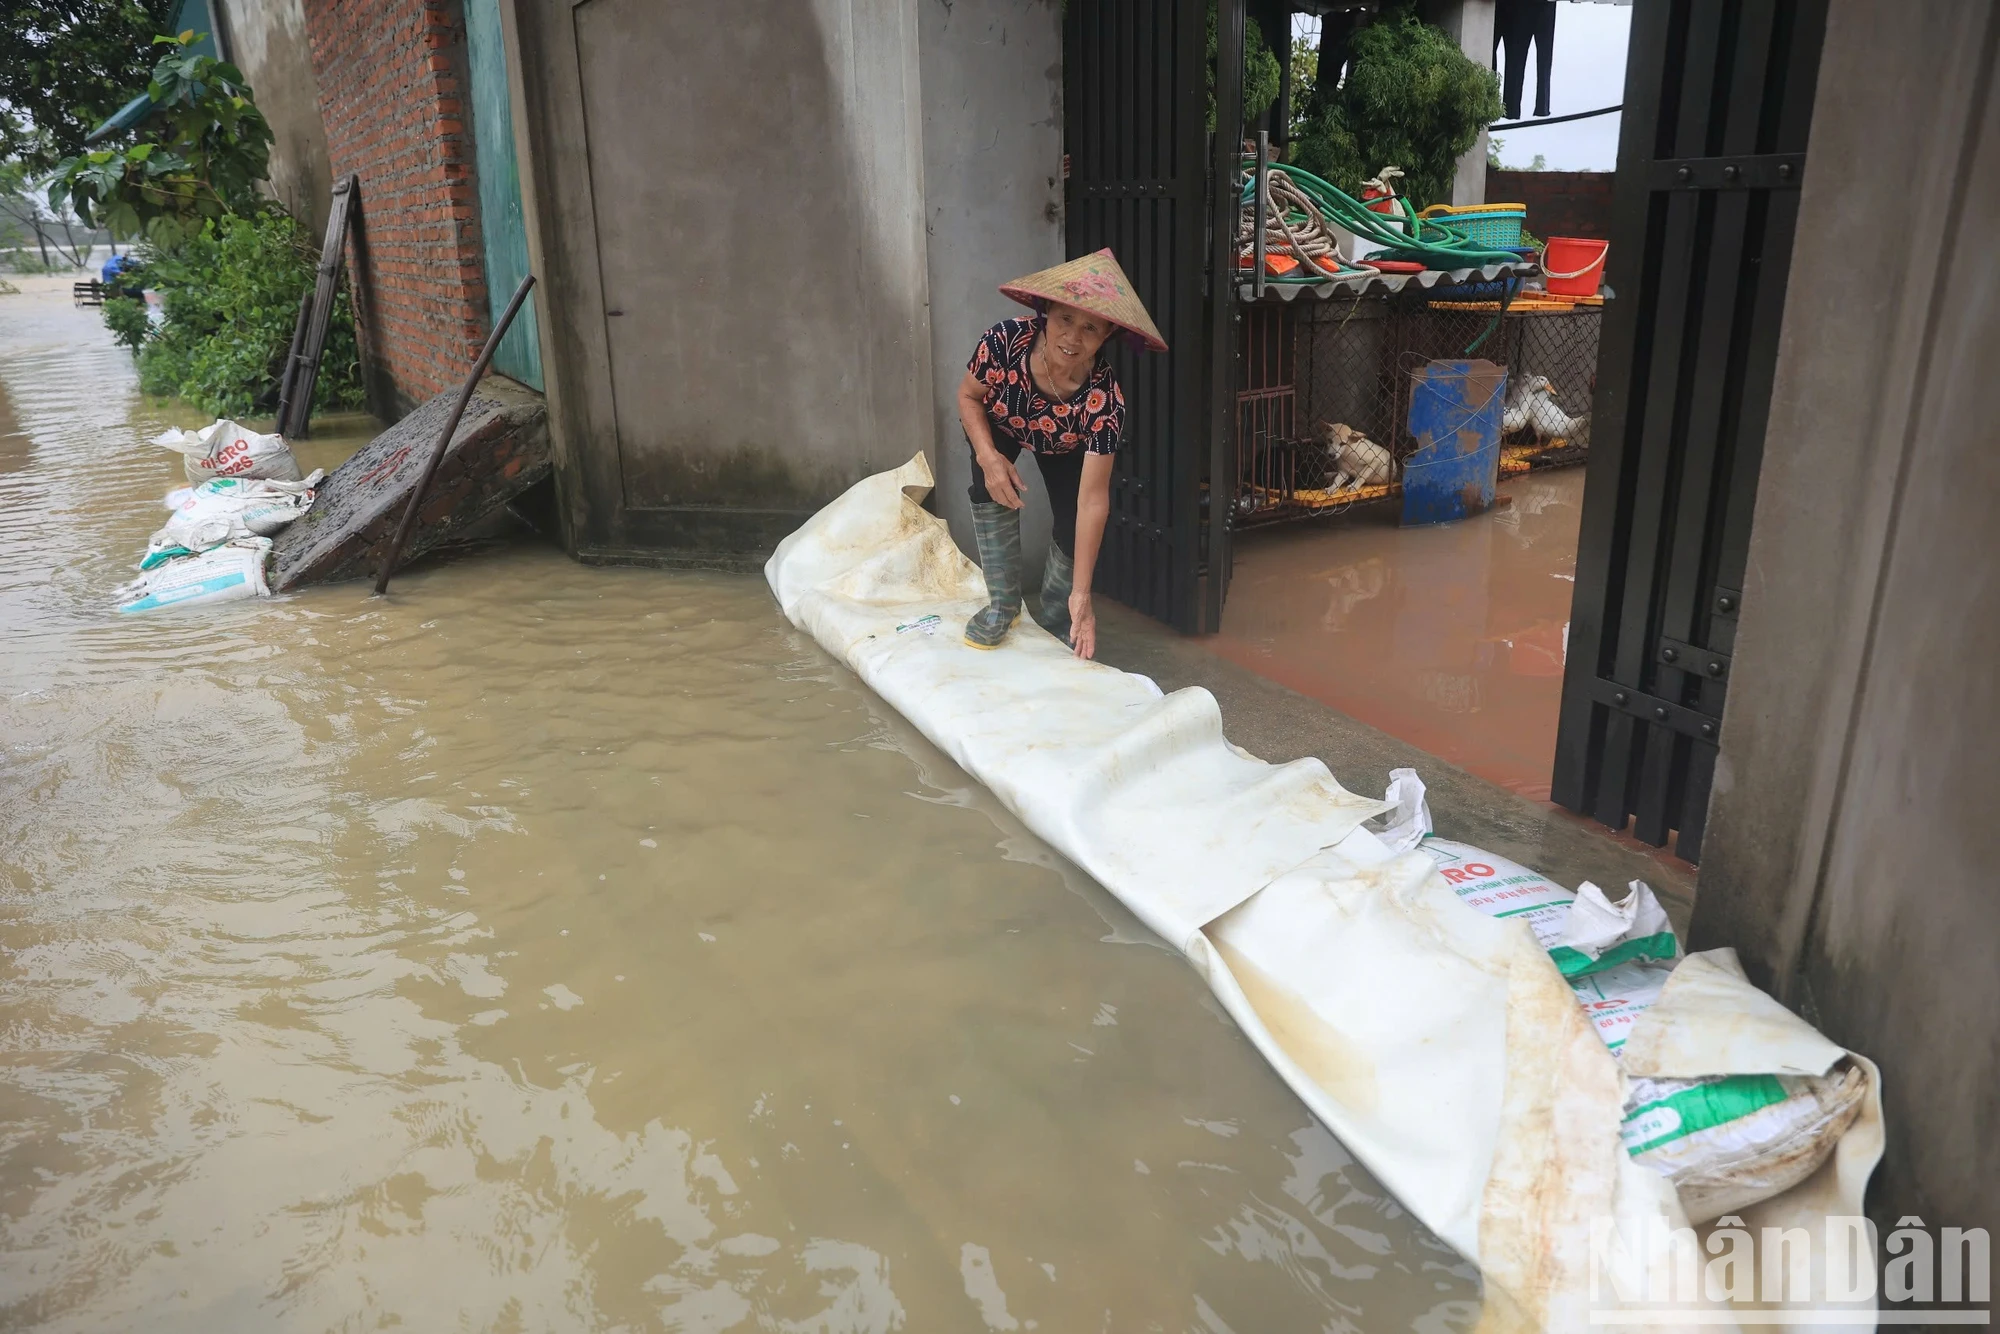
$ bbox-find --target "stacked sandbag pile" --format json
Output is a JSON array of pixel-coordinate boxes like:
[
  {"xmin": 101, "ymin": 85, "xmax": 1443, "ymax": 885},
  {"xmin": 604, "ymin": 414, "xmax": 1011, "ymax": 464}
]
[
  {"xmin": 1387, "ymin": 773, "xmax": 1871, "ymax": 1224},
  {"xmin": 116, "ymin": 421, "xmax": 322, "ymax": 613}
]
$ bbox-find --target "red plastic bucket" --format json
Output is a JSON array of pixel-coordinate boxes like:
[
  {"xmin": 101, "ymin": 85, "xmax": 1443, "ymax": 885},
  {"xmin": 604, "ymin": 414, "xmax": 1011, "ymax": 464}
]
[{"xmin": 1541, "ymin": 236, "xmax": 1608, "ymax": 296}]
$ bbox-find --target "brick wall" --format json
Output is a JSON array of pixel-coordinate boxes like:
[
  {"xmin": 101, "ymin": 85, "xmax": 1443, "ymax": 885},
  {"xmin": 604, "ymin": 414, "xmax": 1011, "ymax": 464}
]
[
  {"xmin": 301, "ymin": 0, "xmax": 487, "ymax": 417},
  {"xmin": 1486, "ymin": 169, "xmax": 1616, "ymax": 242}
]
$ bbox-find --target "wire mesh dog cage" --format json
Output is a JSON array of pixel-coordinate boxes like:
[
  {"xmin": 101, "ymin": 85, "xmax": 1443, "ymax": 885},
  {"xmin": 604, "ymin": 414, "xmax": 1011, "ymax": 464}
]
[{"xmin": 1231, "ymin": 293, "xmax": 1602, "ymax": 528}]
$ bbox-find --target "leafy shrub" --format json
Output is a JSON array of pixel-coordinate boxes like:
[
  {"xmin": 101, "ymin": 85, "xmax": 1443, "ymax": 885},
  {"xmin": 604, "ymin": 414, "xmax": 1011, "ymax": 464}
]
[
  {"xmin": 124, "ymin": 209, "xmax": 362, "ymax": 418},
  {"xmin": 102, "ymin": 291, "xmax": 150, "ymax": 350},
  {"xmin": 49, "ymin": 33, "xmax": 272, "ymax": 247},
  {"xmin": 1207, "ymin": 4, "xmax": 1283, "ymax": 133},
  {"xmin": 1292, "ymin": 5, "xmax": 1501, "ymax": 207}
]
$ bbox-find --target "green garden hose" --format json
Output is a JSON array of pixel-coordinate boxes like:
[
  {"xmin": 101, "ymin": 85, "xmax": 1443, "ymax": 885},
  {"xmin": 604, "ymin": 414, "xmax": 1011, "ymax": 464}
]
[{"xmin": 1238, "ymin": 159, "xmax": 1524, "ymax": 282}]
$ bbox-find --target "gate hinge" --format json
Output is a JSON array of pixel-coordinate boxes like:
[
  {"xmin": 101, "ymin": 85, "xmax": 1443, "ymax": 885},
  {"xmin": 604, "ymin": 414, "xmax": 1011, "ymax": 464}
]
[
  {"xmin": 1657, "ymin": 637, "xmax": 1730, "ymax": 681},
  {"xmin": 1649, "ymin": 152, "xmax": 1803, "ymax": 192},
  {"xmin": 1589, "ymin": 678, "xmax": 1722, "ymax": 744}
]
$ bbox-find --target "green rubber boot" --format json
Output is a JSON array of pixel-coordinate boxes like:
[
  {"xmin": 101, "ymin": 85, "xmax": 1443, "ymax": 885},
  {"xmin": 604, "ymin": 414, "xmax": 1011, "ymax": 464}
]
[
  {"xmin": 1034, "ymin": 543, "xmax": 1074, "ymax": 642},
  {"xmin": 964, "ymin": 501, "xmax": 1024, "ymax": 648}
]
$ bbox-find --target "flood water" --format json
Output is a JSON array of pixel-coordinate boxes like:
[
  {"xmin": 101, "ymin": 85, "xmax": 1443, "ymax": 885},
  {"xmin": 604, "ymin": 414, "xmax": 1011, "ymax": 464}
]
[
  {"xmin": 1216, "ymin": 475, "xmax": 1584, "ymax": 801},
  {"xmin": 0, "ymin": 280, "xmax": 1478, "ymax": 1329}
]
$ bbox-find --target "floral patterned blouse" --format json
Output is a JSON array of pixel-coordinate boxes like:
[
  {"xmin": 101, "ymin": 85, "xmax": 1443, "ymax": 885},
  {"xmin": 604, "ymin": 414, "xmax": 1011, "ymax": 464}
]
[{"xmin": 968, "ymin": 317, "xmax": 1125, "ymax": 456}]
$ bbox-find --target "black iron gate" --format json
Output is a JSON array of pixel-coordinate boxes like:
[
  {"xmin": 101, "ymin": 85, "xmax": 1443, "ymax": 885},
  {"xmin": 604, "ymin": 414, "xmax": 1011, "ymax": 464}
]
[
  {"xmin": 1552, "ymin": 0, "xmax": 1825, "ymax": 862},
  {"xmin": 1064, "ymin": 0, "xmax": 1239, "ymax": 633}
]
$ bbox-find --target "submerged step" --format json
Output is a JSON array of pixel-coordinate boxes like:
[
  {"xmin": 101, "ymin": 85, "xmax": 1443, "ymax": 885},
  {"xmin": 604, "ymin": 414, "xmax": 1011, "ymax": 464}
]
[{"xmin": 270, "ymin": 376, "xmax": 550, "ymax": 590}]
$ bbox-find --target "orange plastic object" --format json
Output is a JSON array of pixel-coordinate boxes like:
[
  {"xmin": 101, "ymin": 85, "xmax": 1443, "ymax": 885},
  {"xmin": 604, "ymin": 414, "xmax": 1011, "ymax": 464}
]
[{"xmin": 1236, "ymin": 252, "xmax": 1302, "ymax": 275}]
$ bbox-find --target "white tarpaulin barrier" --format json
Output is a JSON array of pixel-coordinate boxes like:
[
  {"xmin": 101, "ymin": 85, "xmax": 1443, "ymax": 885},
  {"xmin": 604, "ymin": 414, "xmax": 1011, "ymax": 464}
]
[{"xmin": 766, "ymin": 456, "xmax": 1884, "ymax": 1332}]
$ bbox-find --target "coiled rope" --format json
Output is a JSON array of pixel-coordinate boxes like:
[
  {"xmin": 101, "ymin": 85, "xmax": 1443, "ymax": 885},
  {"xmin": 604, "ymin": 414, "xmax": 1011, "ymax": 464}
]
[{"xmin": 1238, "ymin": 160, "xmax": 1525, "ymax": 282}]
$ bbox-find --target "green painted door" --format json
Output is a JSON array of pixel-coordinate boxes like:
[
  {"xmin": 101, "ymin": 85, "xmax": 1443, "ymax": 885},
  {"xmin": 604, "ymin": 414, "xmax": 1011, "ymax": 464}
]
[
  {"xmin": 465, "ymin": 0, "xmax": 543, "ymax": 390},
  {"xmin": 167, "ymin": 0, "xmax": 220, "ymax": 56}
]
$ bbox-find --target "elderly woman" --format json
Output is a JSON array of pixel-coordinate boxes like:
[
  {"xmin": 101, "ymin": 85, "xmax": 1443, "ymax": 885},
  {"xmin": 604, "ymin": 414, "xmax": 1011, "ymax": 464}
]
[{"xmin": 956, "ymin": 249, "xmax": 1166, "ymax": 658}]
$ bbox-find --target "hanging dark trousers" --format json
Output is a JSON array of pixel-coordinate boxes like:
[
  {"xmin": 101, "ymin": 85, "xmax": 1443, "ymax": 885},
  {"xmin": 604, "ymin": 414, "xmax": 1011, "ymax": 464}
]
[{"xmin": 1494, "ymin": 0, "xmax": 1557, "ymax": 121}]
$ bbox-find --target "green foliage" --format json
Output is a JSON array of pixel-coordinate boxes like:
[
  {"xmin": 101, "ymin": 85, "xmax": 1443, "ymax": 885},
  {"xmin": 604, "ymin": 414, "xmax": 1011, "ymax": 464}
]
[
  {"xmin": 102, "ymin": 291, "xmax": 150, "ymax": 350},
  {"xmin": 124, "ymin": 211, "xmax": 363, "ymax": 418},
  {"xmin": 0, "ymin": 163, "xmax": 37, "ymax": 251},
  {"xmin": 1292, "ymin": 5, "xmax": 1502, "ymax": 207},
  {"xmin": 1206, "ymin": 6, "xmax": 1284, "ymax": 133},
  {"xmin": 48, "ymin": 33, "xmax": 273, "ymax": 246},
  {"xmin": 0, "ymin": 0, "xmax": 177, "ymax": 174},
  {"xmin": 5, "ymin": 251, "xmax": 62, "ymax": 275},
  {"xmin": 1288, "ymin": 33, "xmax": 1320, "ymax": 146},
  {"xmin": 1487, "ymin": 136, "xmax": 1549, "ymax": 172}
]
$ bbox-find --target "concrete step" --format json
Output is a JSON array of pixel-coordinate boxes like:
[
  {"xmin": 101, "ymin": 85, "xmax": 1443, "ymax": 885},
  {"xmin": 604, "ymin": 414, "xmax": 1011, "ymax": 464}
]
[{"xmin": 272, "ymin": 376, "xmax": 550, "ymax": 590}]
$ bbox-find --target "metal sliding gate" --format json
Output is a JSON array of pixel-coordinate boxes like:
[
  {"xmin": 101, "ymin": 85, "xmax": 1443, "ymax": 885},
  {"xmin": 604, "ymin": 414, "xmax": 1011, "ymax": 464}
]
[
  {"xmin": 1552, "ymin": 0, "xmax": 1825, "ymax": 862},
  {"xmin": 1064, "ymin": 0, "xmax": 1240, "ymax": 633}
]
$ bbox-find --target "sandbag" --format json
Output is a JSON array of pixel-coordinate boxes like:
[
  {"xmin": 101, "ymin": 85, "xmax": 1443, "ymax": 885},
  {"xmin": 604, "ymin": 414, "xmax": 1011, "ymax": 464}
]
[
  {"xmin": 153, "ymin": 419, "xmax": 303, "ymax": 482},
  {"xmin": 1419, "ymin": 838, "xmax": 1679, "ymax": 978},
  {"xmin": 145, "ymin": 472, "xmax": 324, "ymax": 567},
  {"xmin": 116, "ymin": 537, "xmax": 272, "ymax": 613},
  {"xmin": 1565, "ymin": 957, "xmax": 1866, "ymax": 1224},
  {"xmin": 1398, "ymin": 788, "xmax": 1865, "ymax": 1228},
  {"xmin": 1623, "ymin": 1064, "xmax": 1868, "ymax": 1225}
]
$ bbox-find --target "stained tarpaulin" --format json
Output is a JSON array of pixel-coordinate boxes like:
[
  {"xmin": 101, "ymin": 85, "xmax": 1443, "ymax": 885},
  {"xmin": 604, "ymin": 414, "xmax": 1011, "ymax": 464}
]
[{"xmin": 765, "ymin": 455, "xmax": 1882, "ymax": 1332}]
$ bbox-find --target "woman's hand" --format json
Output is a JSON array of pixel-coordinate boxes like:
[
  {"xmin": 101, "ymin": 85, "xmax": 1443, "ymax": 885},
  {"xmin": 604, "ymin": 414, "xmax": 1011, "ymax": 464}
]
[
  {"xmin": 1068, "ymin": 454, "xmax": 1114, "ymax": 660},
  {"xmin": 958, "ymin": 368, "xmax": 1024, "ymax": 509},
  {"xmin": 1068, "ymin": 589, "xmax": 1097, "ymax": 659},
  {"xmin": 978, "ymin": 450, "xmax": 1027, "ymax": 509}
]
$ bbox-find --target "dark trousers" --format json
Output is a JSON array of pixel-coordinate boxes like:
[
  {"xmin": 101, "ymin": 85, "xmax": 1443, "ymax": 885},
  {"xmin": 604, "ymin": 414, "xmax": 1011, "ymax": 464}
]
[
  {"xmin": 967, "ymin": 437, "xmax": 1086, "ymax": 559},
  {"xmin": 1495, "ymin": 0, "xmax": 1557, "ymax": 120}
]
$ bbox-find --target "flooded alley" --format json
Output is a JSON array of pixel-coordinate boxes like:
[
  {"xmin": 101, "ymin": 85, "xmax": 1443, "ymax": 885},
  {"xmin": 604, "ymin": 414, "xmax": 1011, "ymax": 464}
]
[
  {"xmin": 0, "ymin": 283, "xmax": 1476, "ymax": 1327},
  {"xmin": 1215, "ymin": 476, "xmax": 1584, "ymax": 802}
]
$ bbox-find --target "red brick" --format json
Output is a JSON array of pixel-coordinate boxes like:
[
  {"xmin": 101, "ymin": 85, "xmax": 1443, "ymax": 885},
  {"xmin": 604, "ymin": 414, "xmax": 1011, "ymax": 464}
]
[
  {"xmin": 302, "ymin": 0, "xmax": 491, "ymax": 408},
  {"xmin": 1486, "ymin": 170, "xmax": 1616, "ymax": 242}
]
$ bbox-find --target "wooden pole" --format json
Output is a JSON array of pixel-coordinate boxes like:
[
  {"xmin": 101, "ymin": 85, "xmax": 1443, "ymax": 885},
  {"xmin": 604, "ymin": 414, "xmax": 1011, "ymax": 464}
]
[
  {"xmin": 370, "ymin": 274, "xmax": 536, "ymax": 597},
  {"xmin": 285, "ymin": 174, "xmax": 358, "ymax": 439},
  {"xmin": 274, "ymin": 288, "xmax": 312, "ymax": 431}
]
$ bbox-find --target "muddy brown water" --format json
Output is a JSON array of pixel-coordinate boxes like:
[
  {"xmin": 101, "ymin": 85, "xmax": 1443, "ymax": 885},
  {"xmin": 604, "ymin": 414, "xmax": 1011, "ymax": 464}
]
[
  {"xmin": 0, "ymin": 281, "xmax": 1478, "ymax": 1330},
  {"xmin": 1216, "ymin": 474, "xmax": 1585, "ymax": 802}
]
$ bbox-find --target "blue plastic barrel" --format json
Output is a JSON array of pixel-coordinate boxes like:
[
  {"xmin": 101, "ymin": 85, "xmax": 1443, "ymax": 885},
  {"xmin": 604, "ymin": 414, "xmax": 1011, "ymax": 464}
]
[{"xmin": 1401, "ymin": 359, "xmax": 1507, "ymax": 526}]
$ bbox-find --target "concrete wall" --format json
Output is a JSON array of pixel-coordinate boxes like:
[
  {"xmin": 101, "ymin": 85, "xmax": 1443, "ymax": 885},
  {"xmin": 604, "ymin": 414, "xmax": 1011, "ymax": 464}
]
[
  {"xmin": 917, "ymin": 0, "xmax": 1065, "ymax": 566},
  {"xmin": 1692, "ymin": 0, "xmax": 1998, "ymax": 1228},
  {"xmin": 1422, "ymin": 0, "xmax": 1494, "ymax": 206},
  {"xmin": 214, "ymin": 0, "xmax": 334, "ymax": 236},
  {"xmin": 507, "ymin": 0, "xmax": 934, "ymax": 560}
]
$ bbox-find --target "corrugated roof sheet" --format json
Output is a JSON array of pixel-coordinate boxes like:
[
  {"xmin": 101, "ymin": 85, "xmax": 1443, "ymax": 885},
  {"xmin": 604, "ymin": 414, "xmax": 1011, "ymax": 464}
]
[{"xmin": 1237, "ymin": 261, "xmax": 1541, "ymax": 302}]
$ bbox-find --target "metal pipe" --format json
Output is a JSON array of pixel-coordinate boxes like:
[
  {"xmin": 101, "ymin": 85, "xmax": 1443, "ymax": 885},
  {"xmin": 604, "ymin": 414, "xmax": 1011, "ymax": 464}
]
[
  {"xmin": 371, "ymin": 273, "xmax": 536, "ymax": 597},
  {"xmin": 1253, "ymin": 130, "xmax": 1269, "ymax": 300}
]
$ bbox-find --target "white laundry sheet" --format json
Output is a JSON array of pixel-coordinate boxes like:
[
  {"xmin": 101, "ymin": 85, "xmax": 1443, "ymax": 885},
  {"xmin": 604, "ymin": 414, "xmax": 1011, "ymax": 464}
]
[{"xmin": 765, "ymin": 455, "xmax": 1884, "ymax": 1333}]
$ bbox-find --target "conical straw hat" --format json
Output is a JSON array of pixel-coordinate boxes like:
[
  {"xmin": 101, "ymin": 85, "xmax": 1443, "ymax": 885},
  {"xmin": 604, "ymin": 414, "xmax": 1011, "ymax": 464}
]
[{"xmin": 998, "ymin": 248, "xmax": 1167, "ymax": 352}]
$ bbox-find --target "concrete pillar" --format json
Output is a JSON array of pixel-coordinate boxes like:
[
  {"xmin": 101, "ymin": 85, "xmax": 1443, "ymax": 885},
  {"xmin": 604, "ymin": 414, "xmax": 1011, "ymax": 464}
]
[
  {"xmin": 1693, "ymin": 0, "xmax": 1999, "ymax": 1226},
  {"xmin": 1423, "ymin": 0, "xmax": 1496, "ymax": 205},
  {"xmin": 917, "ymin": 0, "xmax": 1065, "ymax": 569}
]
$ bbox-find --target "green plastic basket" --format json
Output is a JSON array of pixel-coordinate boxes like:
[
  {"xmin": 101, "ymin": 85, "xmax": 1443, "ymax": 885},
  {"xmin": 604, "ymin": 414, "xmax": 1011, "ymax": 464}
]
[{"xmin": 1420, "ymin": 204, "xmax": 1527, "ymax": 250}]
